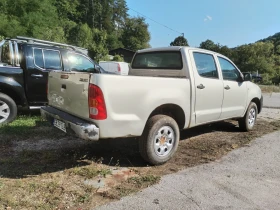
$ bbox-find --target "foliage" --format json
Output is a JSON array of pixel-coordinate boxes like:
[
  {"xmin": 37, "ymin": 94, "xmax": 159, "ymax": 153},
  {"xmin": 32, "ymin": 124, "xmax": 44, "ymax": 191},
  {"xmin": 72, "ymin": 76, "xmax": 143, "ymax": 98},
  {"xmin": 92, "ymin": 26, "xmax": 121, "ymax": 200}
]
[
  {"xmin": 170, "ymin": 36, "xmax": 189, "ymax": 46},
  {"xmin": 99, "ymin": 54, "xmax": 124, "ymax": 62},
  {"xmin": 199, "ymin": 33, "xmax": 280, "ymax": 84},
  {"xmin": 112, "ymin": 54, "xmax": 124, "ymax": 61},
  {"xmin": 0, "ymin": 0, "xmax": 150, "ymax": 60},
  {"xmin": 121, "ymin": 17, "xmax": 151, "ymax": 51}
]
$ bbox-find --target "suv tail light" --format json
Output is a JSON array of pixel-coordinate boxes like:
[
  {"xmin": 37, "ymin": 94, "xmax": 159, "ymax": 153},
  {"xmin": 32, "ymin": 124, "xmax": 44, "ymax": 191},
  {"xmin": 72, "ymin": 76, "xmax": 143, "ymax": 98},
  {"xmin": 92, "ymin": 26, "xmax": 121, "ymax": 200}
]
[
  {"xmin": 117, "ymin": 63, "xmax": 121, "ymax": 72},
  {"xmin": 88, "ymin": 84, "xmax": 107, "ymax": 120}
]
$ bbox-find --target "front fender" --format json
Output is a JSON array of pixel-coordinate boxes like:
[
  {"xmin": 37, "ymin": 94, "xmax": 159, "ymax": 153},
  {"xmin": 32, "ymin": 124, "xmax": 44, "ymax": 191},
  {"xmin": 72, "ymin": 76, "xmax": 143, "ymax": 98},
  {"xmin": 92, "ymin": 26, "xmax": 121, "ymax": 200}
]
[
  {"xmin": 0, "ymin": 76, "xmax": 28, "ymax": 106},
  {"xmin": 244, "ymin": 82, "xmax": 262, "ymax": 114}
]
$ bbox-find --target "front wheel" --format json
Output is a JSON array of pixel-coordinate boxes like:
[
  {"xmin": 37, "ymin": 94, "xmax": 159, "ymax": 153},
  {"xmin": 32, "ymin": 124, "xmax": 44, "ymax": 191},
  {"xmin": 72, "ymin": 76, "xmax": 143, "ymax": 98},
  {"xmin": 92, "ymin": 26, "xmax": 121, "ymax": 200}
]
[
  {"xmin": 0, "ymin": 93, "xmax": 17, "ymax": 125},
  {"xmin": 139, "ymin": 115, "xmax": 180, "ymax": 165},
  {"xmin": 238, "ymin": 102, "xmax": 258, "ymax": 131}
]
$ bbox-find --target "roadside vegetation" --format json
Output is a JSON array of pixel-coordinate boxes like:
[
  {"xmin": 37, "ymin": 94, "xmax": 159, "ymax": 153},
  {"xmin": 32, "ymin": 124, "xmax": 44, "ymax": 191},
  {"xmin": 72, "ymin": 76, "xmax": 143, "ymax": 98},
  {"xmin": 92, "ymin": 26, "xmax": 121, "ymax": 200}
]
[
  {"xmin": 1, "ymin": 113, "xmax": 279, "ymax": 209},
  {"xmin": 259, "ymin": 85, "xmax": 280, "ymax": 93}
]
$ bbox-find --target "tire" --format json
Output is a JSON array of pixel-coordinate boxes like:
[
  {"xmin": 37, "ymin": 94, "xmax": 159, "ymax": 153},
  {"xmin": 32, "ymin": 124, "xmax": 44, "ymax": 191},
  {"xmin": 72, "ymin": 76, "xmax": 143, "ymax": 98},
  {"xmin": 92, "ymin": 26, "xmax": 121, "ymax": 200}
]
[
  {"xmin": 0, "ymin": 93, "xmax": 17, "ymax": 125},
  {"xmin": 238, "ymin": 102, "xmax": 258, "ymax": 131},
  {"xmin": 139, "ymin": 115, "xmax": 180, "ymax": 165}
]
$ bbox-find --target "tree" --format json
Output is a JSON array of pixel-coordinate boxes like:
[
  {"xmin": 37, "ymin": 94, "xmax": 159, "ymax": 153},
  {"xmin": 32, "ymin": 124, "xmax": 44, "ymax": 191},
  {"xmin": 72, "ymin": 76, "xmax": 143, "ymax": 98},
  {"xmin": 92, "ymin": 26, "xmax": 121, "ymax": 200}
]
[
  {"xmin": 199, "ymin": 39, "xmax": 219, "ymax": 51},
  {"xmin": 170, "ymin": 36, "xmax": 189, "ymax": 46},
  {"xmin": 121, "ymin": 17, "xmax": 150, "ymax": 51}
]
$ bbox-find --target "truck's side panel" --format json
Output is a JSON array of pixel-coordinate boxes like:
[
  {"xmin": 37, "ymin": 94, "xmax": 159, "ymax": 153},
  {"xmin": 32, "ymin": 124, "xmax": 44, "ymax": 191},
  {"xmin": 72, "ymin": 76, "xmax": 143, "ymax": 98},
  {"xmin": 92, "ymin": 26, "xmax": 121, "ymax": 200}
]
[{"xmin": 90, "ymin": 74, "xmax": 191, "ymax": 138}]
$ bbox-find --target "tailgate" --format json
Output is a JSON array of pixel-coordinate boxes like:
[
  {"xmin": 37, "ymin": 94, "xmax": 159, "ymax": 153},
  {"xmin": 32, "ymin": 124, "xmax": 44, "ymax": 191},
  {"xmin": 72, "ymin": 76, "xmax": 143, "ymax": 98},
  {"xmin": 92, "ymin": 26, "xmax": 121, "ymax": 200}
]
[{"xmin": 48, "ymin": 71, "xmax": 91, "ymax": 120}]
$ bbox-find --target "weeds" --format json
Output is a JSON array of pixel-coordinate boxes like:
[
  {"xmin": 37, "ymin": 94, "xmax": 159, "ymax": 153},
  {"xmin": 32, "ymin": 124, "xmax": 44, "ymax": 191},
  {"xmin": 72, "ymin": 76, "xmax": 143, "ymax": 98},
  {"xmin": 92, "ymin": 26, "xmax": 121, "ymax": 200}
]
[{"xmin": 259, "ymin": 85, "xmax": 280, "ymax": 93}]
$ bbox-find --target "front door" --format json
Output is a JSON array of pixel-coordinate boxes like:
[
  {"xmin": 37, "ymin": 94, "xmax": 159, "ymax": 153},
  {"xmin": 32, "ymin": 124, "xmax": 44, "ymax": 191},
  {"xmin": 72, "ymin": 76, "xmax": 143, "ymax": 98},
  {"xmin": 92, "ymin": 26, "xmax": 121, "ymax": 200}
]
[
  {"xmin": 217, "ymin": 56, "xmax": 248, "ymax": 119},
  {"xmin": 191, "ymin": 51, "xmax": 224, "ymax": 124},
  {"xmin": 26, "ymin": 48, "xmax": 62, "ymax": 105}
]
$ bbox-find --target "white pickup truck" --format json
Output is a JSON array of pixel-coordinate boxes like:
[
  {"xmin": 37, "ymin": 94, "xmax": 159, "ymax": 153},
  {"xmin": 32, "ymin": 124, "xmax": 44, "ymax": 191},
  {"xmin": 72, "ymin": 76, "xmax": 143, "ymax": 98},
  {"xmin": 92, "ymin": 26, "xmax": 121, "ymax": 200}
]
[{"xmin": 41, "ymin": 47, "xmax": 263, "ymax": 165}]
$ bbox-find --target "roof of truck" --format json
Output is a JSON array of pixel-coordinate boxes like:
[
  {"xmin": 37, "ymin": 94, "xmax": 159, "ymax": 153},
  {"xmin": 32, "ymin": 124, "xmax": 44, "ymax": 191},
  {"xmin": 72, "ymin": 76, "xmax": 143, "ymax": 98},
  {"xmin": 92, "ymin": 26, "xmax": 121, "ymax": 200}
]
[{"xmin": 137, "ymin": 46, "xmax": 217, "ymax": 54}]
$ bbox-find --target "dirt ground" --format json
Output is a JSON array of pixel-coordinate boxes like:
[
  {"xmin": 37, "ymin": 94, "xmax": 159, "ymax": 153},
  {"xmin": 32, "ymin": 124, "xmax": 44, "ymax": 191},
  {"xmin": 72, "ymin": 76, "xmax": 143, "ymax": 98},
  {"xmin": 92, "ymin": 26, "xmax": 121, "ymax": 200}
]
[{"xmin": 0, "ymin": 109, "xmax": 279, "ymax": 209}]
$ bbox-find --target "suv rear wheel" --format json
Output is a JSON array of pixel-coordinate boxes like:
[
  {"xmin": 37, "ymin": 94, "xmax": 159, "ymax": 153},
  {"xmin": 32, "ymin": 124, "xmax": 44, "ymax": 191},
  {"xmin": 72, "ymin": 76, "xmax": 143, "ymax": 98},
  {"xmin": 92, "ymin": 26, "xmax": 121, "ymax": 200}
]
[{"xmin": 0, "ymin": 93, "xmax": 17, "ymax": 125}]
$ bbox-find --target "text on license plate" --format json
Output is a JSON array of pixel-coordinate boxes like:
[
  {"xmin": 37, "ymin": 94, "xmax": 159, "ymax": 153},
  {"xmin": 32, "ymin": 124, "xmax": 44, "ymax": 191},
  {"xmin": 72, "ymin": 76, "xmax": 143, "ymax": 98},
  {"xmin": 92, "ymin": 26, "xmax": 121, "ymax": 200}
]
[{"xmin": 53, "ymin": 119, "xmax": 66, "ymax": 133}]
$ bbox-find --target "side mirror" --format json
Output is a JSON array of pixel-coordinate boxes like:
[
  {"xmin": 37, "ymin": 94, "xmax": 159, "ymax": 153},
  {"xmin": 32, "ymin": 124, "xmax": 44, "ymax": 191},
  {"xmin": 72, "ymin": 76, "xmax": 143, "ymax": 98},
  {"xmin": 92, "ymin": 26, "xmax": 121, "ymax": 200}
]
[
  {"xmin": 94, "ymin": 64, "xmax": 101, "ymax": 73},
  {"xmin": 243, "ymin": 73, "xmax": 252, "ymax": 81}
]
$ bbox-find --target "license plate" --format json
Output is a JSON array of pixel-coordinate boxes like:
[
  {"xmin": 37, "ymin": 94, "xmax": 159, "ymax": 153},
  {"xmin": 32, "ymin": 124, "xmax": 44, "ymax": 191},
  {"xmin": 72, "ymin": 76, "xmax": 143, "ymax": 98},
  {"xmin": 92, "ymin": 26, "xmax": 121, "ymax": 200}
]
[{"xmin": 53, "ymin": 119, "xmax": 66, "ymax": 133}]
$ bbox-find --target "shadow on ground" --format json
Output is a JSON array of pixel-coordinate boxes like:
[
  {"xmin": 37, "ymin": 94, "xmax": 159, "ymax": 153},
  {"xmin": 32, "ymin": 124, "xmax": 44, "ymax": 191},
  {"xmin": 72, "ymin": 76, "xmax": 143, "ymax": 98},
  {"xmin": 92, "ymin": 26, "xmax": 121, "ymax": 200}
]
[{"xmin": 0, "ymin": 120, "xmax": 247, "ymax": 179}]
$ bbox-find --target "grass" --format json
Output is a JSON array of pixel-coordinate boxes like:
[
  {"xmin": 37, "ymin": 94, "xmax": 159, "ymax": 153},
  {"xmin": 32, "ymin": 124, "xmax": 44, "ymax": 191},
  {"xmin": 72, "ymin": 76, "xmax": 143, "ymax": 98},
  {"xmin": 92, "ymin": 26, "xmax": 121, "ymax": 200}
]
[
  {"xmin": 107, "ymin": 175, "xmax": 161, "ymax": 198},
  {"xmin": 1, "ymin": 114, "xmax": 280, "ymax": 209},
  {"xmin": 0, "ymin": 114, "xmax": 67, "ymax": 144},
  {"xmin": 128, "ymin": 175, "xmax": 160, "ymax": 187},
  {"xmin": 259, "ymin": 85, "xmax": 280, "ymax": 93},
  {"xmin": 0, "ymin": 115, "xmax": 44, "ymax": 135}
]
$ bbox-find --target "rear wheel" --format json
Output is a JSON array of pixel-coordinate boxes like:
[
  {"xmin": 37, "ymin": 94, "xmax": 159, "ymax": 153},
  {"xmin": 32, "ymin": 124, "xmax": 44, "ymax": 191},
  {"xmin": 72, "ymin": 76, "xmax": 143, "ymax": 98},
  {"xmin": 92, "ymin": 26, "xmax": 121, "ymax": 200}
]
[
  {"xmin": 0, "ymin": 93, "xmax": 17, "ymax": 125},
  {"xmin": 238, "ymin": 102, "xmax": 258, "ymax": 131},
  {"xmin": 139, "ymin": 115, "xmax": 180, "ymax": 165}
]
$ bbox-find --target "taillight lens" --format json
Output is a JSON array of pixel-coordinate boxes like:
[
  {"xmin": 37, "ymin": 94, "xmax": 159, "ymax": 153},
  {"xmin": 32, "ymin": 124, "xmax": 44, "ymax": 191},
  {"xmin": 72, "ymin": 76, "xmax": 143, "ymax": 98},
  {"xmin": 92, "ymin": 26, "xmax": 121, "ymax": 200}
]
[{"xmin": 88, "ymin": 84, "xmax": 107, "ymax": 120}]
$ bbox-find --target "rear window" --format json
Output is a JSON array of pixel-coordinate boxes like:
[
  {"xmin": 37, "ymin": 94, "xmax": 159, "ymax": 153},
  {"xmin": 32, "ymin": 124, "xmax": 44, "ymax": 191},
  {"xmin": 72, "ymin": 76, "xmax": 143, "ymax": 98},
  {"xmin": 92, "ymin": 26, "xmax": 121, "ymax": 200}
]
[{"xmin": 132, "ymin": 51, "xmax": 183, "ymax": 70}]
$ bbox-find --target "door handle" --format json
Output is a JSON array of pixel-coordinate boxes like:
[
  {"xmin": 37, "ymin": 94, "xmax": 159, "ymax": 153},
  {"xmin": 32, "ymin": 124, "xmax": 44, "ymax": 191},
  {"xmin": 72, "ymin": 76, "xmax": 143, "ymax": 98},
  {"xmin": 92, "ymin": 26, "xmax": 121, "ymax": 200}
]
[
  {"xmin": 31, "ymin": 74, "xmax": 43, "ymax": 78},
  {"xmin": 197, "ymin": 84, "xmax": 205, "ymax": 89},
  {"xmin": 224, "ymin": 85, "xmax": 231, "ymax": 90}
]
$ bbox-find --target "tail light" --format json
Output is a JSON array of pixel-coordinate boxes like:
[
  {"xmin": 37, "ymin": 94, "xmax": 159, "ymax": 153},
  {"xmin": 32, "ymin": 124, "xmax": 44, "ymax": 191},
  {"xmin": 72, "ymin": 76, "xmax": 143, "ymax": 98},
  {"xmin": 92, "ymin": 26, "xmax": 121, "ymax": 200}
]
[
  {"xmin": 88, "ymin": 84, "xmax": 107, "ymax": 120},
  {"xmin": 117, "ymin": 63, "xmax": 121, "ymax": 72}
]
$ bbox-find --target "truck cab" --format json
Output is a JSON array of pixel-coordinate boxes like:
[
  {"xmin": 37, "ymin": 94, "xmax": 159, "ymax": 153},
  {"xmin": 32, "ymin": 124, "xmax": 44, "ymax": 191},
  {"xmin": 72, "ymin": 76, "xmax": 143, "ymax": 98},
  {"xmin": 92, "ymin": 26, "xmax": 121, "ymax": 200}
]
[{"xmin": 0, "ymin": 36, "xmax": 104, "ymax": 124}]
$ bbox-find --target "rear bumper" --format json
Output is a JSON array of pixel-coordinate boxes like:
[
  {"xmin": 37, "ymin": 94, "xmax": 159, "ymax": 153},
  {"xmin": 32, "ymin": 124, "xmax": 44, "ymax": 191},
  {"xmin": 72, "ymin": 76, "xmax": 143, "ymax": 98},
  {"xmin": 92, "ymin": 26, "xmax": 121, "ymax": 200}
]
[{"xmin": 41, "ymin": 106, "xmax": 99, "ymax": 141}]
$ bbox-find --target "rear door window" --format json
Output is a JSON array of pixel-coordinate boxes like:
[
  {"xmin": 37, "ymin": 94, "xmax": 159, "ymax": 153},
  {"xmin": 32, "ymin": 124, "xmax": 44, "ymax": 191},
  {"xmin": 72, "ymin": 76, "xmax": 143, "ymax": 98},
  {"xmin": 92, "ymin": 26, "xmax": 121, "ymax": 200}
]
[
  {"xmin": 132, "ymin": 51, "xmax": 183, "ymax": 70},
  {"xmin": 44, "ymin": 50, "xmax": 62, "ymax": 70},
  {"xmin": 193, "ymin": 52, "xmax": 219, "ymax": 79},
  {"xmin": 33, "ymin": 48, "xmax": 62, "ymax": 70},
  {"xmin": 34, "ymin": 48, "xmax": 44, "ymax": 69}
]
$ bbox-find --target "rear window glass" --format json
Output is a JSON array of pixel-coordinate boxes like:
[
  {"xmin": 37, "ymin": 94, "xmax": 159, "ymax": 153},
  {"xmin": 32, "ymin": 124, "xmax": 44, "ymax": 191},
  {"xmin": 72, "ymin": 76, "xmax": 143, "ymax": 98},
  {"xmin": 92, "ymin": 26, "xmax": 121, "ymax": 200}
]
[{"xmin": 132, "ymin": 51, "xmax": 183, "ymax": 70}]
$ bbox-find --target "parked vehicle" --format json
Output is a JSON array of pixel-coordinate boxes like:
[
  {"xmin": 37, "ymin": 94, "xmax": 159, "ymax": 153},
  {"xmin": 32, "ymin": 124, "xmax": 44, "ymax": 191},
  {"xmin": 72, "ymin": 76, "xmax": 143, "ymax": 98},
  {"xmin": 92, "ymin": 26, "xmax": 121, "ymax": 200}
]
[
  {"xmin": 99, "ymin": 61, "xmax": 130, "ymax": 75},
  {"xmin": 0, "ymin": 36, "xmax": 106, "ymax": 125},
  {"xmin": 41, "ymin": 47, "xmax": 263, "ymax": 165},
  {"xmin": 252, "ymin": 74, "xmax": 263, "ymax": 83}
]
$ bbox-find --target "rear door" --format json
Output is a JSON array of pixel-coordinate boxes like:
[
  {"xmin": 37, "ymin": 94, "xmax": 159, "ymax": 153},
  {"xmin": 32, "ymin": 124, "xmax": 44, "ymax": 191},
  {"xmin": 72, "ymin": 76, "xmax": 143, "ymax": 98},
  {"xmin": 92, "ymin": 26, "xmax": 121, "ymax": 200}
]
[
  {"xmin": 217, "ymin": 56, "xmax": 247, "ymax": 118},
  {"xmin": 26, "ymin": 47, "xmax": 62, "ymax": 105},
  {"xmin": 48, "ymin": 52, "xmax": 95, "ymax": 119},
  {"xmin": 190, "ymin": 51, "xmax": 224, "ymax": 124}
]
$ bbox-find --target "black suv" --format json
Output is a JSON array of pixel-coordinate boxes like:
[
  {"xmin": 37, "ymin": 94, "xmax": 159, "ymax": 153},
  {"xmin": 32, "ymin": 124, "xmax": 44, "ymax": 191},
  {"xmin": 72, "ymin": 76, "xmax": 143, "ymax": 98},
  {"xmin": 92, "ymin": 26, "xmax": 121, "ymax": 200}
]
[{"xmin": 0, "ymin": 36, "xmax": 106, "ymax": 125}]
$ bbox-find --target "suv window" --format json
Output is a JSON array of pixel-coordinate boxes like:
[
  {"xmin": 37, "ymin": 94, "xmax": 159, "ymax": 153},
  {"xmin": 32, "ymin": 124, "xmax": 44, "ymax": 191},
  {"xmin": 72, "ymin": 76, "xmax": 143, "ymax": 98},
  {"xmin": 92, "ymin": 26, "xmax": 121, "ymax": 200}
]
[
  {"xmin": 193, "ymin": 52, "xmax": 218, "ymax": 79},
  {"xmin": 218, "ymin": 57, "xmax": 240, "ymax": 81},
  {"xmin": 44, "ymin": 50, "xmax": 61, "ymax": 70},
  {"xmin": 0, "ymin": 43, "xmax": 10, "ymax": 64},
  {"xmin": 132, "ymin": 51, "xmax": 183, "ymax": 70},
  {"xmin": 67, "ymin": 53, "xmax": 95, "ymax": 72},
  {"xmin": 34, "ymin": 49, "xmax": 44, "ymax": 69},
  {"xmin": 33, "ymin": 48, "xmax": 62, "ymax": 70}
]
